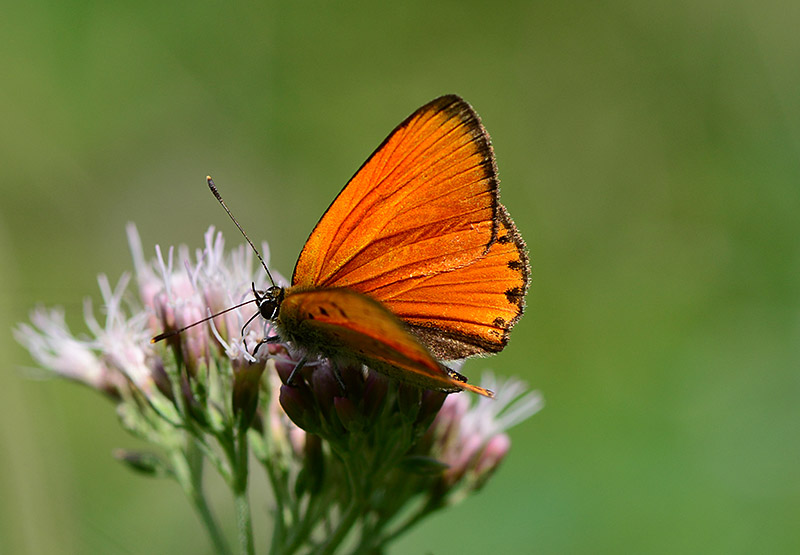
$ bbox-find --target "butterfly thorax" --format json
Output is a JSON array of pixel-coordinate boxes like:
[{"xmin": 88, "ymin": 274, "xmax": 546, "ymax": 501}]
[{"xmin": 272, "ymin": 286, "xmax": 349, "ymax": 358}]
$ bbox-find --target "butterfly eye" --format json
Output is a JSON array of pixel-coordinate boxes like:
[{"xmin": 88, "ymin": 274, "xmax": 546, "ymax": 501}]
[{"xmin": 254, "ymin": 286, "xmax": 284, "ymax": 320}]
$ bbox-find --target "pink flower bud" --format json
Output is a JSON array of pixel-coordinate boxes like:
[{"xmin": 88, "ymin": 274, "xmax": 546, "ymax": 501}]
[
  {"xmin": 232, "ymin": 356, "xmax": 268, "ymax": 429},
  {"xmin": 362, "ymin": 371, "xmax": 389, "ymax": 419},
  {"xmin": 280, "ymin": 384, "xmax": 320, "ymax": 433}
]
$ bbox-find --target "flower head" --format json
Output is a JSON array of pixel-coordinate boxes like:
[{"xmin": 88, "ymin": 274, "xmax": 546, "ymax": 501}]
[
  {"xmin": 14, "ymin": 307, "xmax": 124, "ymax": 396},
  {"xmin": 427, "ymin": 371, "xmax": 544, "ymax": 492},
  {"xmin": 15, "ymin": 224, "xmax": 542, "ymax": 555},
  {"xmin": 139, "ymin": 225, "xmax": 279, "ymax": 372}
]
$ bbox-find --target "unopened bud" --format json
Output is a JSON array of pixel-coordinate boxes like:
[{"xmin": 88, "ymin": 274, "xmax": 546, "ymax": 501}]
[
  {"xmin": 295, "ymin": 434, "xmax": 324, "ymax": 496},
  {"xmin": 232, "ymin": 358, "xmax": 267, "ymax": 430},
  {"xmin": 113, "ymin": 449, "xmax": 171, "ymax": 478},
  {"xmin": 273, "ymin": 358, "xmax": 296, "ymax": 384},
  {"xmin": 279, "ymin": 384, "xmax": 320, "ymax": 433},
  {"xmin": 401, "ymin": 455, "xmax": 449, "ymax": 475},
  {"xmin": 338, "ymin": 363, "xmax": 365, "ymax": 399},
  {"xmin": 363, "ymin": 371, "xmax": 389, "ymax": 419},
  {"xmin": 334, "ymin": 397, "xmax": 363, "ymax": 433},
  {"xmin": 416, "ymin": 390, "xmax": 448, "ymax": 429},
  {"xmin": 397, "ymin": 384, "xmax": 421, "ymax": 421},
  {"xmin": 311, "ymin": 364, "xmax": 343, "ymax": 417}
]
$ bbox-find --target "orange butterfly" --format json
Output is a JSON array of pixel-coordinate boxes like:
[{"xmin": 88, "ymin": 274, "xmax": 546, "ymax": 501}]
[{"xmin": 158, "ymin": 95, "xmax": 529, "ymax": 398}]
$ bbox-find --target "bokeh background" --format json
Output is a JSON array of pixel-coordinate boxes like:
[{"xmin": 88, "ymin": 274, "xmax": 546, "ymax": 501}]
[{"xmin": 2, "ymin": 1, "xmax": 799, "ymax": 553}]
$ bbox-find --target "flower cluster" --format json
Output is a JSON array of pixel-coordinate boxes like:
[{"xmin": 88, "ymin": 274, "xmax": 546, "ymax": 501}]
[{"xmin": 15, "ymin": 225, "xmax": 542, "ymax": 554}]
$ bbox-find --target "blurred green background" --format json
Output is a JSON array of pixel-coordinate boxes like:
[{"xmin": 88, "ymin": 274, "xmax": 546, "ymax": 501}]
[{"xmin": 2, "ymin": 1, "xmax": 799, "ymax": 553}]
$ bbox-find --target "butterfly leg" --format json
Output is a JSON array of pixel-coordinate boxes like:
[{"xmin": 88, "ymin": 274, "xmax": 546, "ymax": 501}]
[
  {"xmin": 286, "ymin": 355, "xmax": 309, "ymax": 386},
  {"xmin": 252, "ymin": 335, "xmax": 282, "ymax": 356},
  {"xmin": 330, "ymin": 363, "xmax": 346, "ymax": 393},
  {"xmin": 240, "ymin": 310, "xmax": 262, "ymax": 339}
]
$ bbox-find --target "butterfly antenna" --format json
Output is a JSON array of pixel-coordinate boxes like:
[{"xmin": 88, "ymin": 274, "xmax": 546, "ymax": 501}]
[
  {"xmin": 150, "ymin": 298, "xmax": 257, "ymax": 343},
  {"xmin": 207, "ymin": 176, "xmax": 276, "ymax": 287}
]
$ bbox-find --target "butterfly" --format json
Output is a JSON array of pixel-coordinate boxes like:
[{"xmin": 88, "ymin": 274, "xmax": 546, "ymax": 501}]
[{"xmin": 157, "ymin": 95, "xmax": 529, "ymax": 398}]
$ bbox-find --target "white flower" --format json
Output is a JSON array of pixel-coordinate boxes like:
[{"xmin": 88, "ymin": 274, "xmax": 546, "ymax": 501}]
[
  {"xmin": 14, "ymin": 308, "xmax": 123, "ymax": 395},
  {"xmin": 84, "ymin": 273, "xmax": 155, "ymax": 395},
  {"xmin": 128, "ymin": 223, "xmax": 283, "ymax": 368},
  {"xmin": 16, "ymin": 225, "xmax": 284, "ymax": 399}
]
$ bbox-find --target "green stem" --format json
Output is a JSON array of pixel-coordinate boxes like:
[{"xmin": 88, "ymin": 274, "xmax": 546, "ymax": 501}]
[
  {"xmin": 189, "ymin": 431, "xmax": 232, "ymax": 483},
  {"xmin": 265, "ymin": 465, "xmax": 287, "ymax": 555},
  {"xmin": 317, "ymin": 457, "xmax": 363, "ymax": 555},
  {"xmin": 172, "ymin": 448, "xmax": 231, "ymax": 554},
  {"xmin": 281, "ymin": 492, "xmax": 323, "ymax": 555},
  {"xmin": 318, "ymin": 501, "xmax": 360, "ymax": 555},
  {"xmin": 192, "ymin": 486, "xmax": 233, "ymax": 554},
  {"xmin": 234, "ymin": 488, "xmax": 254, "ymax": 555},
  {"xmin": 233, "ymin": 429, "xmax": 254, "ymax": 555}
]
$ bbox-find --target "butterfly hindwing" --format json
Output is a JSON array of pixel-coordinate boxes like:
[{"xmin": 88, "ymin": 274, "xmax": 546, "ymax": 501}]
[{"xmin": 397, "ymin": 204, "xmax": 529, "ymax": 358}]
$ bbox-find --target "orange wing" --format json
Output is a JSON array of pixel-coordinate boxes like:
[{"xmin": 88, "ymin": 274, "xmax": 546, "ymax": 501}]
[
  {"xmin": 293, "ymin": 95, "xmax": 498, "ymax": 292},
  {"xmin": 292, "ymin": 95, "xmax": 528, "ymax": 359},
  {"xmin": 277, "ymin": 288, "xmax": 494, "ymax": 397},
  {"xmin": 394, "ymin": 204, "xmax": 529, "ymax": 359}
]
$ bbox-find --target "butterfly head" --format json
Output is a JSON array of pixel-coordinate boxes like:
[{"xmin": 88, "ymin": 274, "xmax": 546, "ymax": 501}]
[{"xmin": 253, "ymin": 283, "xmax": 284, "ymax": 321}]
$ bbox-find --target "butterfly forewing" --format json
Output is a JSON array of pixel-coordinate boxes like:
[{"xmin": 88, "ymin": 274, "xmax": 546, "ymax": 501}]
[
  {"xmin": 277, "ymin": 288, "xmax": 493, "ymax": 396},
  {"xmin": 292, "ymin": 95, "xmax": 498, "ymax": 291}
]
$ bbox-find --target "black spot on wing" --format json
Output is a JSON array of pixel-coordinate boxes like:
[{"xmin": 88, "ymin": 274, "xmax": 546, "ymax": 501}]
[
  {"xmin": 505, "ymin": 286, "xmax": 524, "ymax": 306},
  {"xmin": 508, "ymin": 259, "xmax": 525, "ymax": 271}
]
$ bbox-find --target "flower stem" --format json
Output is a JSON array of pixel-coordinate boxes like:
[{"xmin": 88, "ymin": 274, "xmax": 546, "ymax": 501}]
[
  {"xmin": 318, "ymin": 501, "xmax": 360, "ymax": 555},
  {"xmin": 234, "ymin": 487, "xmax": 254, "ymax": 555},
  {"xmin": 265, "ymin": 464, "xmax": 288, "ymax": 554},
  {"xmin": 233, "ymin": 428, "xmax": 254, "ymax": 555},
  {"xmin": 172, "ymin": 447, "xmax": 231, "ymax": 554},
  {"xmin": 192, "ymin": 486, "xmax": 232, "ymax": 554},
  {"xmin": 281, "ymin": 492, "xmax": 323, "ymax": 554},
  {"xmin": 317, "ymin": 457, "xmax": 363, "ymax": 555}
]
